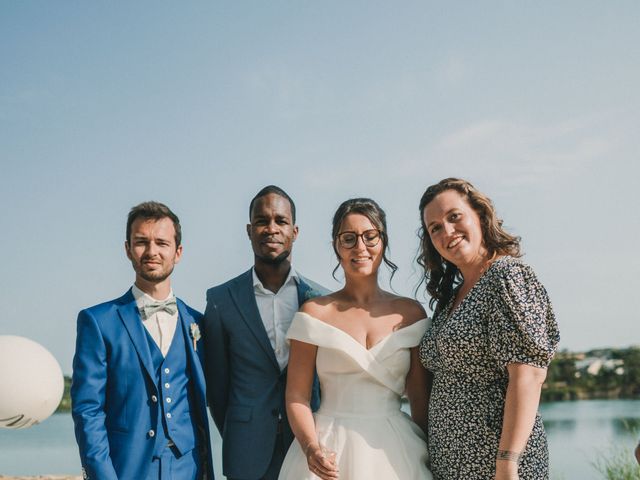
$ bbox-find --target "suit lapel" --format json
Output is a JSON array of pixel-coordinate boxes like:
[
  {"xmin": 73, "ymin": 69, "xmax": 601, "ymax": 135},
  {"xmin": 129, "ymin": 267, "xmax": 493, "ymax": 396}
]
[
  {"xmin": 229, "ymin": 270, "xmax": 280, "ymax": 371},
  {"xmin": 117, "ymin": 290, "xmax": 156, "ymax": 388},
  {"xmin": 177, "ymin": 301, "xmax": 207, "ymax": 407}
]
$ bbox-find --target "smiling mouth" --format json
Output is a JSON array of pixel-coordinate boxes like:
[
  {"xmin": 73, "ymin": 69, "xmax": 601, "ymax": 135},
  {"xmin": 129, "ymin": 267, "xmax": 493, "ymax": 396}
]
[
  {"xmin": 447, "ymin": 236, "xmax": 464, "ymax": 249},
  {"xmin": 351, "ymin": 257, "xmax": 371, "ymax": 263}
]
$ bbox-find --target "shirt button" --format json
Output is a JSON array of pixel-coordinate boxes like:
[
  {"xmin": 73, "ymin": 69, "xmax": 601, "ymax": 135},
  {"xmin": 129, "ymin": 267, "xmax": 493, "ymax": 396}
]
[
  {"xmin": 148, "ymin": 429, "xmax": 155, "ymax": 438},
  {"xmin": 166, "ymin": 413, "xmax": 172, "ymax": 419},
  {"xmin": 166, "ymin": 397, "xmax": 172, "ymax": 403},
  {"xmin": 151, "ymin": 395, "xmax": 158, "ymax": 403},
  {"xmin": 164, "ymin": 383, "xmax": 170, "ymax": 389},
  {"xmin": 164, "ymin": 368, "xmax": 170, "ymax": 374}
]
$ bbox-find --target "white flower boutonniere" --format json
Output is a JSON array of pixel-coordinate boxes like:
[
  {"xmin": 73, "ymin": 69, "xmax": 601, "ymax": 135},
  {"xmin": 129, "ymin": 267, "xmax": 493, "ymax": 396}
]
[{"xmin": 190, "ymin": 323, "xmax": 201, "ymax": 351}]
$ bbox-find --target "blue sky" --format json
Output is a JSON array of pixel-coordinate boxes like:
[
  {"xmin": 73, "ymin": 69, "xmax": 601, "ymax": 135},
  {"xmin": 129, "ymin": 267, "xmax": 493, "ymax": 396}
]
[{"xmin": 1, "ymin": 1, "xmax": 639, "ymax": 373}]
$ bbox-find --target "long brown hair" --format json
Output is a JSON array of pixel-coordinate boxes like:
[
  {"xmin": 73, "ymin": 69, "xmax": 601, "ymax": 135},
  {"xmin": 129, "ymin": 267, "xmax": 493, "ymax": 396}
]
[{"xmin": 417, "ymin": 178, "xmax": 521, "ymax": 312}]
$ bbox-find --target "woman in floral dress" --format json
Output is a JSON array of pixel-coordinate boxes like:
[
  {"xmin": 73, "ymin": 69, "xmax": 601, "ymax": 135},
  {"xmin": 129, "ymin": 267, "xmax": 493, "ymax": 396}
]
[{"xmin": 417, "ymin": 178, "xmax": 560, "ymax": 480}]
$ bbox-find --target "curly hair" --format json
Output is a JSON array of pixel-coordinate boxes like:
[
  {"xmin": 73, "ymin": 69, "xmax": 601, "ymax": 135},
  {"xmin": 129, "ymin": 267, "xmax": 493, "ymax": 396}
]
[
  {"xmin": 331, "ymin": 198, "xmax": 398, "ymax": 282},
  {"xmin": 416, "ymin": 178, "xmax": 521, "ymax": 312}
]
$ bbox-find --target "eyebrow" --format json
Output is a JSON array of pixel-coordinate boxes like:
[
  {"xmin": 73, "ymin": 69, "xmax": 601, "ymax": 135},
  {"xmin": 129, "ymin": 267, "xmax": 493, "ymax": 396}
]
[{"xmin": 427, "ymin": 208, "xmax": 459, "ymax": 228}]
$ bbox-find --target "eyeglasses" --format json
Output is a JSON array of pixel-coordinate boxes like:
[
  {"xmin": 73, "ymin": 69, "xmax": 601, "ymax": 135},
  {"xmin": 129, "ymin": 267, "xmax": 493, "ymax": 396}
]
[{"xmin": 336, "ymin": 229, "xmax": 381, "ymax": 249}]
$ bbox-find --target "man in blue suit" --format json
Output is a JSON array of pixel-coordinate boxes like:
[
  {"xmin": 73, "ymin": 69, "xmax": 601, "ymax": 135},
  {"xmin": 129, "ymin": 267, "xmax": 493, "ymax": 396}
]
[
  {"xmin": 203, "ymin": 186, "xmax": 324, "ymax": 480},
  {"xmin": 71, "ymin": 201, "xmax": 214, "ymax": 480}
]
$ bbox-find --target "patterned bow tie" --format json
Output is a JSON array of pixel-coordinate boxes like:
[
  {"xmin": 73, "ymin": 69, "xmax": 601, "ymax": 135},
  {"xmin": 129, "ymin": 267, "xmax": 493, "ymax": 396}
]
[{"xmin": 140, "ymin": 298, "xmax": 178, "ymax": 319}]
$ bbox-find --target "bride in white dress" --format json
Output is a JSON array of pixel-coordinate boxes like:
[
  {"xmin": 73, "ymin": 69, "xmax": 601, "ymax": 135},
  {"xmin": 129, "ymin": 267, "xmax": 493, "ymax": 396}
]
[{"xmin": 278, "ymin": 198, "xmax": 433, "ymax": 480}]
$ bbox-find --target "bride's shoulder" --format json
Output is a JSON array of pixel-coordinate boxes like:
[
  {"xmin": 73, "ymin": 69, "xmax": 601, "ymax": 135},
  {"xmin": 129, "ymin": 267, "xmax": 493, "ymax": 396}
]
[
  {"xmin": 387, "ymin": 295, "xmax": 428, "ymax": 326},
  {"xmin": 299, "ymin": 294, "xmax": 338, "ymax": 322}
]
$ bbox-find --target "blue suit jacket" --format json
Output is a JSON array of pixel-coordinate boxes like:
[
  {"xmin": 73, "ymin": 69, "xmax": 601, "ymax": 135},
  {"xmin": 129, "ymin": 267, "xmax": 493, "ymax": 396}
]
[
  {"xmin": 203, "ymin": 269, "xmax": 324, "ymax": 479},
  {"xmin": 71, "ymin": 289, "xmax": 214, "ymax": 480}
]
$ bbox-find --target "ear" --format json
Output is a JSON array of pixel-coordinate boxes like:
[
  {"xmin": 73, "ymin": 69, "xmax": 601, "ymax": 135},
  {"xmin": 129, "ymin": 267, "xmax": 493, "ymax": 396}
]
[
  {"xmin": 246, "ymin": 223, "xmax": 252, "ymax": 239},
  {"xmin": 125, "ymin": 241, "xmax": 132, "ymax": 260},
  {"xmin": 174, "ymin": 244, "xmax": 183, "ymax": 264},
  {"xmin": 292, "ymin": 225, "xmax": 299, "ymax": 242}
]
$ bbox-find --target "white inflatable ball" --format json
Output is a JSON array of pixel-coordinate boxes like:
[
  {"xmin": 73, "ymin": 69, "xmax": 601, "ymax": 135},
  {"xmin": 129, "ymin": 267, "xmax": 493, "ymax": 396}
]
[{"xmin": 0, "ymin": 335, "xmax": 64, "ymax": 429}]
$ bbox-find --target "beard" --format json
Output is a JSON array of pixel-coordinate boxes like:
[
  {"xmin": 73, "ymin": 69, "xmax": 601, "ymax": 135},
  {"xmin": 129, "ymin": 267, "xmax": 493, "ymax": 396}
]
[
  {"xmin": 256, "ymin": 250, "xmax": 291, "ymax": 265},
  {"xmin": 133, "ymin": 260, "xmax": 175, "ymax": 284}
]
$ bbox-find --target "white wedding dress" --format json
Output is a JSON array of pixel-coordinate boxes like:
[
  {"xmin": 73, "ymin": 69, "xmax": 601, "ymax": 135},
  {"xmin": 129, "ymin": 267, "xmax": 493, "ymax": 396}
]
[{"xmin": 278, "ymin": 312, "xmax": 433, "ymax": 480}]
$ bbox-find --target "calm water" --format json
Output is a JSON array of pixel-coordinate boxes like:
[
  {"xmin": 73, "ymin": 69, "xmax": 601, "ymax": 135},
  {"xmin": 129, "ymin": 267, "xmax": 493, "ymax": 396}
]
[{"xmin": 0, "ymin": 400, "xmax": 638, "ymax": 479}]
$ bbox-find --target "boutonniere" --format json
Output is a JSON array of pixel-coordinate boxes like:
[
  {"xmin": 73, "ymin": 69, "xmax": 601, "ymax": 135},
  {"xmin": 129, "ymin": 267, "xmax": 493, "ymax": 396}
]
[{"xmin": 190, "ymin": 323, "xmax": 201, "ymax": 351}]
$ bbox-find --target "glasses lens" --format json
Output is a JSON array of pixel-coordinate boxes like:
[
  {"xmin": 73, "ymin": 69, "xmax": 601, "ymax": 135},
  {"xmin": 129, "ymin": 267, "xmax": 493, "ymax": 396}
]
[
  {"xmin": 363, "ymin": 230, "xmax": 380, "ymax": 246},
  {"xmin": 339, "ymin": 233, "xmax": 357, "ymax": 248}
]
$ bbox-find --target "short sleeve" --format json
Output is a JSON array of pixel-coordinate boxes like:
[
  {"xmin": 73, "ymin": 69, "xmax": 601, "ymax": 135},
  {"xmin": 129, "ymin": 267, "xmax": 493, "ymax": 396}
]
[{"xmin": 488, "ymin": 259, "xmax": 560, "ymax": 368}]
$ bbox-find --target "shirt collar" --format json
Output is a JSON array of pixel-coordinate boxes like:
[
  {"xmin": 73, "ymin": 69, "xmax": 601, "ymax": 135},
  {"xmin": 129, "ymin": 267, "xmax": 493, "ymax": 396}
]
[
  {"xmin": 252, "ymin": 267, "xmax": 299, "ymax": 290},
  {"xmin": 131, "ymin": 284, "xmax": 175, "ymax": 307}
]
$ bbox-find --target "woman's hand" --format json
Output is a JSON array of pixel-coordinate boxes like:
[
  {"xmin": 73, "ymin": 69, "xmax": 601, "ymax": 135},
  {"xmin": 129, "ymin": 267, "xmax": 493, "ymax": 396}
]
[{"xmin": 305, "ymin": 443, "xmax": 339, "ymax": 479}]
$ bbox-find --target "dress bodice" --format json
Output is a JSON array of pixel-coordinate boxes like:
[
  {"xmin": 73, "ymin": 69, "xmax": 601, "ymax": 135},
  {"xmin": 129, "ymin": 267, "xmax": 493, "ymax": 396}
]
[{"xmin": 287, "ymin": 312, "xmax": 429, "ymax": 418}]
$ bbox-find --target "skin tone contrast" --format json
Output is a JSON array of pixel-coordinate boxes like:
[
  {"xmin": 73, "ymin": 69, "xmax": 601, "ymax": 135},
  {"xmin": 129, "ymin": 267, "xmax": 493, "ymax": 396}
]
[
  {"xmin": 423, "ymin": 190, "xmax": 547, "ymax": 480},
  {"xmin": 125, "ymin": 217, "xmax": 182, "ymax": 300},
  {"xmin": 285, "ymin": 213, "xmax": 430, "ymax": 480}
]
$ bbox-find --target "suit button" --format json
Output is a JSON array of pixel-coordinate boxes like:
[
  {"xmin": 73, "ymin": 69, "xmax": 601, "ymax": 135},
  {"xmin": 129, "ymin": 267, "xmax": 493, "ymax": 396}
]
[
  {"xmin": 166, "ymin": 397, "xmax": 172, "ymax": 403},
  {"xmin": 164, "ymin": 368, "xmax": 170, "ymax": 374},
  {"xmin": 164, "ymin": 383, "xmax": 170, "ymax": 389},
  {"xmin": 271, "ymin": 409, "xmax": 278, "ymax": 417},
  {"xmin": 148, "ymin": 429, "xmax": 155, "ymax": 438},
  {"xmin": 151, "ymin": 395, "xmax": 158, "ymax": 403},
  {"xmin": 166, "ymin": 413, "xmax": 172, "ymax": 419}
]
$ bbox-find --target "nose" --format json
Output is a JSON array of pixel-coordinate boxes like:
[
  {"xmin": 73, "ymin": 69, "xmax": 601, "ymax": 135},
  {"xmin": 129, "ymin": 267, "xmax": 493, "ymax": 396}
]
[
  {"xmin": 443, "ymin": 222, "xmax": 456, "ymax": 235},
  {"xmin": 352, "ymin": 235, "xmax": 367, "ymax": 251},
  {"xmin": 145, "ymin": 241, "xmax": 159, "ymax": 256},
  {"xmin": 265, "ymin": 220, "xmax": 279, "ymax": 233}
]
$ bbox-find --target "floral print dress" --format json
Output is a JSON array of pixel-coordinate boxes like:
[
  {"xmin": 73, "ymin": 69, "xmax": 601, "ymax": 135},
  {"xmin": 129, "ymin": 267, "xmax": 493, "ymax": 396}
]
[{"xmin": 419, "ymin": 256, "xmax": 560, "ymax": 480}]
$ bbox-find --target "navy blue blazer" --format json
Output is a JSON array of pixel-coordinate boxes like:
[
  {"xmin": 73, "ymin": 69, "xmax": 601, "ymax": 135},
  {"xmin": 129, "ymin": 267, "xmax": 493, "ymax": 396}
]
[
  {"xmin": 203, "ymin": 269, "xmax": 323, "ymax": 479},
  {"xmin": 71, "ymin": 289, "xmax": 214, "ymax": 480}
]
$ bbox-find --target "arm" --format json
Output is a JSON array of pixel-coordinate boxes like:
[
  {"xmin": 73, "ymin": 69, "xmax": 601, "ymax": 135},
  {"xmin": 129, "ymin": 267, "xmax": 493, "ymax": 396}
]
[
  {"xmin": 203, "ymin": 295, "xmax": 229, "ymax": 434},
  {"xmin": 495, "ymin": 363, "xmax": 547, "ymax": 480},
  {"xmin": 70, "ymin": 310, "xmax": 118, "ymax": 480},
  {"xmin": 635, "ymin": 441, "xmax": 640, "ymax": 465},
  {"xmin": 286, "ymin": 339, "xmax": 338, "ymax": 480},
  {"xmin": 405, "ymin": 346, "xmax": 431, "ymax": 435}
]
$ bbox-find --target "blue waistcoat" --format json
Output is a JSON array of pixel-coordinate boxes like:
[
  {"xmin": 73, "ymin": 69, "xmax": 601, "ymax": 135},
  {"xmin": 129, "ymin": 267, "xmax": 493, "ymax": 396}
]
[{"xmin": 146, "ymin": 322, "xmax": 200, "ymax": 456}]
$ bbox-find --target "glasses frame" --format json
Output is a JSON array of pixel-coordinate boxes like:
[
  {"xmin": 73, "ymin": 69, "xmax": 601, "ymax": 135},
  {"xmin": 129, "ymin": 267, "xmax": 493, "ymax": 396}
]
[{"xmin": 336, "ymin": 229, "xmax": 382, "ymax": 249}]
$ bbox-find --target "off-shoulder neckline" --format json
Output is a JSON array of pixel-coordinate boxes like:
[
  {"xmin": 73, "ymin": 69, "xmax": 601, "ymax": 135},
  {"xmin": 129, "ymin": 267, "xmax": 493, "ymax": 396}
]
[{"xmin": 295, "ymin": 312, "xmax": 428, "ymax": 352}]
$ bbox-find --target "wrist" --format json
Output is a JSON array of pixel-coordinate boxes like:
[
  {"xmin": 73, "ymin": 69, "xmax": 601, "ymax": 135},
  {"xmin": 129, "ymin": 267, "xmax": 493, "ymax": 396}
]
[
  {"xmin": 496, "ymin": 450, "xmax": 522, "ymax": 463},
  {"xmin": 303, "ymin": 441, "xmax": 320, "ymax": 457}
]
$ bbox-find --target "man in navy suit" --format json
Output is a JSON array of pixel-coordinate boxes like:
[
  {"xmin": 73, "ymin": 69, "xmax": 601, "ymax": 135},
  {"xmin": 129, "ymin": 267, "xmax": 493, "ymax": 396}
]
[
  {"xmin": 203, "ymin": 186, "xmax": 323, "ymax": 480},
  {"xmin": 71, "ymin": 201, "xmax": 214, "ymax": 480}
]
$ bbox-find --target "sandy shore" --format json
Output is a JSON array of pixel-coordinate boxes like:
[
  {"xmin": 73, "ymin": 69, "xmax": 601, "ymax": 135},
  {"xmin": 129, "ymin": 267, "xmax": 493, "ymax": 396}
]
[{"xmin": 0, "ymin": 477, "xmax": 81, "ymax": 480}]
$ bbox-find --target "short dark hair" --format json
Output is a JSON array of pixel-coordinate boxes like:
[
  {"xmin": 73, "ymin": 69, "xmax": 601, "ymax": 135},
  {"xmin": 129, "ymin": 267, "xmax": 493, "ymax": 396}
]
[
  {"xmin": 126, "ymin": 201, "xmax": 182, "ymax": 246},
  {"xmin": 331, "ymin": 197, "xmax": 398, "ymax": 281},
  {"xmin": 249, "ymin": 185, "xmax": 296, "ymax": 223}
]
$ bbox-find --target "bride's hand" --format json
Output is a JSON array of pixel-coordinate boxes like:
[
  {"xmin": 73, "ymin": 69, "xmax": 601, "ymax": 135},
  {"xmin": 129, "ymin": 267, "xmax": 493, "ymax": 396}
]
[{"xmin": 305, "ymin": 443, "xmax": 339, "ymax": 479}]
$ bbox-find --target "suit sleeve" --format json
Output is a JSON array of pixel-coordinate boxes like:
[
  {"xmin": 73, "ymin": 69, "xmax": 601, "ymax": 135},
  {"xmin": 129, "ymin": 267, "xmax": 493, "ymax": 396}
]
[
  {"xmin": 70, "ymin": 309, "xmax": 118, "ymax": 480},
  {"xmin": 203, "ymin": 292, "xmax": 230, "ymax": 434}
]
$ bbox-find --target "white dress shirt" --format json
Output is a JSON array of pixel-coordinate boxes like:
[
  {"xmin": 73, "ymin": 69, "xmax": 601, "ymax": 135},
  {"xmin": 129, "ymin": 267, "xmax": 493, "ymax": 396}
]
[
  {"xmin": 252, "ymin": 268, "xmax": 300, "ymax": 371},
  {"xmin": 132, "ymin": 284, "xmax": 178, "ymax": 357}
]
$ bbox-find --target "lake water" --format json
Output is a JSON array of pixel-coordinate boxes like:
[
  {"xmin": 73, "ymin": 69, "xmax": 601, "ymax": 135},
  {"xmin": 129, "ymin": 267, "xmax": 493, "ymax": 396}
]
[{"xmin": 1, "ymin": 400, "xmax": 638, "ymax": 479}]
